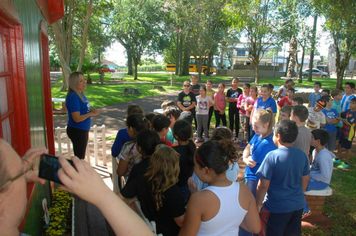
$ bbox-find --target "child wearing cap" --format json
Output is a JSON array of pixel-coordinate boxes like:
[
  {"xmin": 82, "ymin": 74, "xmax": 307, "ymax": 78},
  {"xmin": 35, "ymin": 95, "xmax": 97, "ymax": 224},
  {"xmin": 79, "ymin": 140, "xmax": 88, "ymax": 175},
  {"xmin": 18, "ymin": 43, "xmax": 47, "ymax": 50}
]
[{"xmin": 306, "ymin": 96, "xmax": 327, "ymax": 131}]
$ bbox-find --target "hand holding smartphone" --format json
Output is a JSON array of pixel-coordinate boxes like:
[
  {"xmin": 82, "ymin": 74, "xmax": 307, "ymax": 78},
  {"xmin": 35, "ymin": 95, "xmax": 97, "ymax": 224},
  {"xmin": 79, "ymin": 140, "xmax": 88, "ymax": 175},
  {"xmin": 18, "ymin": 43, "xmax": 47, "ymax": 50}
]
[{"xmin": 38, "ymin": 154, "xmax": 75, "ymax": 184}]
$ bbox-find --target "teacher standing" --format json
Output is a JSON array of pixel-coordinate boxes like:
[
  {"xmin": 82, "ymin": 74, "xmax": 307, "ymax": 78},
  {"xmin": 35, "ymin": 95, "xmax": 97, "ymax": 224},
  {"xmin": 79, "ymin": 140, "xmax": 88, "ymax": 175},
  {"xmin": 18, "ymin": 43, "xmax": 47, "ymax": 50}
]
[{"xmin": 66, "ymin": 71, "xmax": 99, "ymax": 159}]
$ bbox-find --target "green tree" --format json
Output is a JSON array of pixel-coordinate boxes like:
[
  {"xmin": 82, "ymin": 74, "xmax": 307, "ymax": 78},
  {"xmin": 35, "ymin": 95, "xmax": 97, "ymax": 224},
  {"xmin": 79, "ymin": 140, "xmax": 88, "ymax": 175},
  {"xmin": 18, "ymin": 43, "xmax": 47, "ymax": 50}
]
[
  {"xmin": 111, "ymin": 0, "xmax": 168, "ymax": 80},
  {"xmin": 226, "ymin": 0, "xmax": 278, "ymax": 83},
  {"xmin": 312, "ymin": 0, "xmax": 356, "ymax": 89},
  {"xmin": 50, "ymin": 0, "xmax": 112, "ymax": 90}
]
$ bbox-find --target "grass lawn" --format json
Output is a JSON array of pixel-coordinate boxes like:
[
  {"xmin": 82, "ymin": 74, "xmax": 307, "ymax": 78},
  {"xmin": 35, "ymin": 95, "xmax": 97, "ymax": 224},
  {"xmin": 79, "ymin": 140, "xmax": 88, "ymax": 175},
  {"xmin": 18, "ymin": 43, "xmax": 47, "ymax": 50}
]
[{"xmin": 302, "ymin": 155, "xmax": 356, "ymax": 235}]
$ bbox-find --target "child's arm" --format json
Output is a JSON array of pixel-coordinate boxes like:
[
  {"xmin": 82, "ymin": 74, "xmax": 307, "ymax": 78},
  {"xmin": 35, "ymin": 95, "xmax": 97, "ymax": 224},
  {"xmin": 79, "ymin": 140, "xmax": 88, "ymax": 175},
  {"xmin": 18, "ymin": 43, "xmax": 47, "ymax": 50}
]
[
  {"xmin": 302, "ymin": 175, "xmax": 310, "ymax": 192},
  {"xmin": 243, "ymin": 144, "xmax": 257, "ymax": 168},
  {"xmin": 117, "ymin": 159, "xmax": 128, "ymax": 176},
  {"xmin": 256, "ymin": 178, "xmax": 270, "ymax": 212},
  {"xmin": 178, "ymin": 192, "xmax": 204, "ymax": 236},
  {"xmin": 239, "ymin": 184, "xmax": 262, "ymax": 234}
]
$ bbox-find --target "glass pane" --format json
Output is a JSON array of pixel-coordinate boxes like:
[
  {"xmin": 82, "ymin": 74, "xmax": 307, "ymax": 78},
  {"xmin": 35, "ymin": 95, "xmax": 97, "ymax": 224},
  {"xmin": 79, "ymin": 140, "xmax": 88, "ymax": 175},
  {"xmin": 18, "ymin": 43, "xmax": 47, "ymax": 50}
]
[
  {"xmin": 0, "ymin": 77, "xmax": 8, "ymax": 115},
  {"xmin": 2, "ymin": 117, "xmax": 11, "ymax": 145},
  {"xmin": 0, "ymin": 35, "xmax": 5, "ymax": 73}
]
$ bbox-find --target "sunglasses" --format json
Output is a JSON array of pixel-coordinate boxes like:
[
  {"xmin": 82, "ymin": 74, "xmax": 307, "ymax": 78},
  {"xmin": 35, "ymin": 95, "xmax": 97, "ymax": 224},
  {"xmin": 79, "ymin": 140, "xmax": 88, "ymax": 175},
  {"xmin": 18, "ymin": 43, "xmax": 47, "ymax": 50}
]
[{"xmin": 183, "ymin": 84, "xmax": 190, "ymax": 87}]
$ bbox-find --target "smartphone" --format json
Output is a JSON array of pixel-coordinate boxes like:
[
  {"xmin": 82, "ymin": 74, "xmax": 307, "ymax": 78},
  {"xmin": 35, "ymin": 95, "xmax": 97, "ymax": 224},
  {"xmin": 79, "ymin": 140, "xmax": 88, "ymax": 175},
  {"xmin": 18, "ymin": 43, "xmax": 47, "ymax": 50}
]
[{"xmin": 38, "ymin": 154, "xmax": 75, "ymax": 184}]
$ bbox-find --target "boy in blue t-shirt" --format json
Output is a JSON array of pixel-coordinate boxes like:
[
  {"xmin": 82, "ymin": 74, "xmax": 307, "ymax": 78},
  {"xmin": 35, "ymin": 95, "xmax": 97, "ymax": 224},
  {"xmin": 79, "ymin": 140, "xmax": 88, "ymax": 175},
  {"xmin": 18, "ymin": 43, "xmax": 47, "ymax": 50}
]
[
  {"xmin": 331, "ymin": 89, "xmax": 343, "ymax": 141},
  {"xmin": 302, "ymin": 129, "xmax": 334, "ymax": 219},
  {"xmin": 334, "ymin": 97, "xmax": 356, "ymax": 168},
  {"xmin": 256, "ymin": 120, "xmax": 310, "ymax": 236},
  {"xmin": 321, "ymin": 95, "xmax": 339, "ymax": 151},
  {"xmin": 308, "ymin": 82, "xmax": 321, "ymax": 108}
]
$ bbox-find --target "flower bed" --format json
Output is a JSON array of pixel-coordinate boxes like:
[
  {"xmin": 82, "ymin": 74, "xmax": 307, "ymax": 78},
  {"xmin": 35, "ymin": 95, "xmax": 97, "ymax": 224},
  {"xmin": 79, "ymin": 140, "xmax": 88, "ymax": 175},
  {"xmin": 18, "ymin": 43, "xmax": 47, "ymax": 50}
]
[{"xmin": 45, "ymin": 188, "xmax": 72, "ymax": 236}]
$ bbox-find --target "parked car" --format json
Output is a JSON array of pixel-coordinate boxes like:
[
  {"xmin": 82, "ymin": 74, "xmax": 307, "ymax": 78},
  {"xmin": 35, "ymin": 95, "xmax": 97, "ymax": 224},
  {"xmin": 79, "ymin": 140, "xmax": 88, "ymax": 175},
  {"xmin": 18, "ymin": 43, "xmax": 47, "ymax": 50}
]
[
  {"xmin": 302, "ymin": 68, "xmax": 329, "ymax": 78},
  {"xmin": 100, "ymin": 65, "xmax": 115, "ymax": 73}
]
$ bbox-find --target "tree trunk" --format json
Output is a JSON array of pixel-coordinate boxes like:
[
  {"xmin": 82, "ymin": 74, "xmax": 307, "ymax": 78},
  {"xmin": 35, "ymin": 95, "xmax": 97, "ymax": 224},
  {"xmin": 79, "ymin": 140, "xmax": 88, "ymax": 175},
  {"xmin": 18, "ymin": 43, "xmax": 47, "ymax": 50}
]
[
  {"xmin": 51, "ymin": 21, "xmax": 72, "ymax": 91},
  {"xmin": 182, "ymin": 38, "xmax": 190, "ymax": 76},
  {"xmin": 127, "ymin": 49, "xmax": 133, "ymax": 75},
  {"xmin": 298, "ymin": 47, "xmax": 305, "ymax": 83},
  {"xmin": 196, "ymin": 57, "xmax": 202, "ymax": 81},
  {"xmin": 308, "ymin": 15, "xmax": 318, "ymax": 82},
  {"xmin": 254, "ymin": 65, "xmax": 259, "ymax": 84},
  {"xmin": 77, "ymin": 0, "xmax": 93, "ymax": 71},
  {"xmin": 175, "ymin": 32, "xmax": 180, "ymax": 76},
  {"xmin": 134, "ymin": 61, "xmax": 138, "ymax": 80}
]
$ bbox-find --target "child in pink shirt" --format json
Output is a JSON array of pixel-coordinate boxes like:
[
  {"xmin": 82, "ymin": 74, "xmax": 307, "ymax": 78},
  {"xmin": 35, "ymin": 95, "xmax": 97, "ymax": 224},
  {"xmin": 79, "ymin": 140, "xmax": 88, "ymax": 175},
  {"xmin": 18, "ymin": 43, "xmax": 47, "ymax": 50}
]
[{"xmin": 214, "ymin": 83, "xmax": 227, "ymax": 127}]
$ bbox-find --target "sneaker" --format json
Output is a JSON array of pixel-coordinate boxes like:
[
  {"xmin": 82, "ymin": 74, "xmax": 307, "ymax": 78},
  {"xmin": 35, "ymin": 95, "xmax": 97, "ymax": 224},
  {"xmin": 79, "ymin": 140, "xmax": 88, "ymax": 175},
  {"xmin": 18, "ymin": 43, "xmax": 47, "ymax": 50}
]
[
  {"xmin": 302, "ymin": 210, "xmax": 312, "ymax": 220},
  {"xmin": 337, "ymin": 162, "xmax": 349, "ymax": 169},
  {"xmin": 238, "ymin": 140, "xmax": 248, "ymax": 149},
  {"xmin": 233, "ymin": 137, "xmax": 239, "ymax": 143},
  {"xmin": 194, "ymin": 138, "xmax": 204, "ymax": 144},
  {"xmin": 333, "ymin": 158, "xmax": 341, "ymax": 164}
]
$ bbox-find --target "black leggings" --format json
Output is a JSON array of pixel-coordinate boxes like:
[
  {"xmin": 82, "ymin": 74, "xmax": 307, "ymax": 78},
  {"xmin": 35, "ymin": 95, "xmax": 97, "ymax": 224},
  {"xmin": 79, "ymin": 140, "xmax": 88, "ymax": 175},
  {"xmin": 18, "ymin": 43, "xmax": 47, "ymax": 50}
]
[
  {"xmin": 228, "ymin": 105, "xmax": 240, "ymax": 137},
  {"xmin": 67, "ymin": 126, "xmax": 89, "ymax": 159},
  {"xmin": 214, "ymin": 110, "xmax": 227, "ymax": 127}
]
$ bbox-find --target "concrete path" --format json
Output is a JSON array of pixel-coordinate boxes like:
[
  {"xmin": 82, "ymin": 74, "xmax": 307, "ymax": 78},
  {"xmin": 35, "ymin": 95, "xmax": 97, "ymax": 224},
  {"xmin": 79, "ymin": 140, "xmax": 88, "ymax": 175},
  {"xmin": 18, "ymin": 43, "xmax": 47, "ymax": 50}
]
[{"xmin": 53, "ymin": 90, "xmax": 181, "ymax": 137}]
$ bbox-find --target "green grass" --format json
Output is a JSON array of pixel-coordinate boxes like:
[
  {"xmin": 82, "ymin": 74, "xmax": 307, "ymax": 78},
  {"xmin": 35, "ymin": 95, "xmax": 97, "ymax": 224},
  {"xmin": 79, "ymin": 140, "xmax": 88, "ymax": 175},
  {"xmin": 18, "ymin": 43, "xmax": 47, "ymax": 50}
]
[
  {"xmin": 51, "ymin": 83, "xmax": 181, "ymax": 109},
  {"xmin": 302, "ymin": 155, "xmax": 356, "ymax": 235},
  {"xmin": 52, "ymin": 73, "xmax": 347, "ymax": 109}
]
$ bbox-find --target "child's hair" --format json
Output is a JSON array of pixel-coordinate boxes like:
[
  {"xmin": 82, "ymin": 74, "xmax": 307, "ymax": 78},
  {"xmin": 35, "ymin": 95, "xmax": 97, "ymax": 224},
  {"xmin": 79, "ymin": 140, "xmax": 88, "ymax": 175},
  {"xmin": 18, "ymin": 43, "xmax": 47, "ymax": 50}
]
[
  {"xmin": 163, "ymin": 106, "xmax": 181, "ymax": 120},
  {"xmin": 274, "ymin": 120, "xmax": 298, "ymax": 143},
  {"xmin": 253, "ymin": 109, "xmax": 275, "ymax": 136},
  {"xmin": 152, "ymin": 114, "xmax": 171, "ymax": 132},
  {"xmin": 136, "ymin": 130, "xmax": 163, "ymax": 157},
  {"xmin": 200, "ymin": 85, "xmax": 207, "ymax": 92},
  {"xmin": 161, "ymin": 100, "xmax": 175, "ymax": 109},
  {"xmin": 261, "ymin": 84, "xmax": 270, "ymax": 91},
  {"xmin": 311, "ymin": 129, "xmax": 330, "ymax": 146},
  {"xmin": 292, "ymin": 97, "xmax": 304, "ymax": 105},
  {"xmin": 211, "ymin": 126, "xmax": 233, "ymax": 140},
  {"xmin": 243, "ymin": 83, "xmax": 251, "ymax": 89},
  {"xmin": 232, "ymin": 77, "xmax": 239, "ymax": 82},
  {"xmin": 207, "ymin": 79, "xmax": 213, "ymax": 84},
  {"xmin": 314, "ymin": 81, "xmax": 322, "ymax": 87},
  {"xmin": 250, "ymin": 85, "xmax": 258, "ymax": 93},
  {"xmin": 351, "ymin": 97, "xmax": 356, "ymax": 103},
  {"xmin": 345, "ymin": 82, "xmax": 355, "ymax": 89},
  {"xmin": 287, "ymin": 88, "xmax": 295, "ymax": 93},
  {"xmin": 126, "ymin": 113, "xmax": 149, "ymax": 134},
  {"xmin": 291, "ymin": 105, "xmax": 309, "ymax": 122},
  {"xmin": 144, "ymin": 145, "xmax": 180, "ymax": 211},
  {"xmin": 321, "ymin": 89, "xmax": 330, "ymax": 95},
  {"xmin": 127, "ymin": 105, "xmax": 143, "ymax": 116},
  {"xmin": 287, "ymin": 79, "xmax": 295, "ymax": 88},
  {"xmin": 281, "ymin": 105, "xmax": 292, "ymax": 117},
  {"xmin": 218, "ymin": 83, "xmax": 226, "ymax": 88},
  {"xmin": 145, "ymin": 112, "xmax": 156, "ymax": 123},
  {"xmin": 268, "ymin": 84, "xmax": 274, "ymax": 91},
  {"xmin": 196, "ymin": 140, "xmax": 237, "ymax": 175},
  {"xmin": 331, "ymin": 89, "xmax": 342, "ymax": 98},
  {"xmin": 173, "ymin": 120, "xmax": 192, "ymax": 141}
]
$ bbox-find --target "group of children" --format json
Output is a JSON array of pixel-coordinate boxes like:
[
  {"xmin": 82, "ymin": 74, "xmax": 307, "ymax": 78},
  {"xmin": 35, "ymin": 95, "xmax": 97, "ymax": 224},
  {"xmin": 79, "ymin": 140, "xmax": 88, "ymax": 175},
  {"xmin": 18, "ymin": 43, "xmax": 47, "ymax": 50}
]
[{"xmin": 107, "ymin": 76, "xmax": 356, "ymax": 236}]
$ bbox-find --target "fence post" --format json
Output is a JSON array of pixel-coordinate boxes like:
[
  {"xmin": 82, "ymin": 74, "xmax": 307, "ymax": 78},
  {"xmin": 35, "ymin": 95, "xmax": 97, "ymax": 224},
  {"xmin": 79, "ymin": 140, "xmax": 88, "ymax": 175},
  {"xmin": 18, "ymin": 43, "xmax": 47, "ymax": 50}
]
[
  {"xmin": 65, "ymin": 126, "xmax": 72, "ymax": 157},
  {"xmin": 56, "ymin": 127, "xmax": 62, "ymax": 156},
  {"xmin": 102, "ymin": 125, "xmax": 106, "ymax": 166},
  {"xmin": 93, "ymin": 125, "xmax": 98, "ymax": 166}
]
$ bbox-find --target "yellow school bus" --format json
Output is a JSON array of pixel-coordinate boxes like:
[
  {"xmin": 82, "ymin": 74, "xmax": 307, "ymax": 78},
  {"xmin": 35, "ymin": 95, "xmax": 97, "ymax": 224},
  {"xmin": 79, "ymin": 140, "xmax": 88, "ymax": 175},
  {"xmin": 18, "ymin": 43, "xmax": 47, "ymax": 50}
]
[{"xmin": 166, "ymin": 57, "xmax": 216, "ymax": 75}]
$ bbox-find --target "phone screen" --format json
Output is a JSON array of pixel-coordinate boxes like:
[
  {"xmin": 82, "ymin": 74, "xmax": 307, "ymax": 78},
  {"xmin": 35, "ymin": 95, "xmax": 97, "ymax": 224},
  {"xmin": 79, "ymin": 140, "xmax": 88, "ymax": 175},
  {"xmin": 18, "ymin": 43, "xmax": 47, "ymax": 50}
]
[{"xmin": 38, "ymin": 154, "xmax": 75, "ymax": 184}]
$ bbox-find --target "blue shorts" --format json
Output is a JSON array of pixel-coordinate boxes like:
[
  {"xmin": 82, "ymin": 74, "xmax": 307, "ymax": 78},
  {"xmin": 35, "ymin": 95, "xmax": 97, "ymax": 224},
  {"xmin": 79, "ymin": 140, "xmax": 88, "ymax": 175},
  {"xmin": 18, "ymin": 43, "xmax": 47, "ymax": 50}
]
[
  {"xmin": 259, "ymin": 208, "xmax": 303, "ymax": 236},
  {"xmin": 339, "ymin": 135, "xmax": 353, "ymax": 149}
]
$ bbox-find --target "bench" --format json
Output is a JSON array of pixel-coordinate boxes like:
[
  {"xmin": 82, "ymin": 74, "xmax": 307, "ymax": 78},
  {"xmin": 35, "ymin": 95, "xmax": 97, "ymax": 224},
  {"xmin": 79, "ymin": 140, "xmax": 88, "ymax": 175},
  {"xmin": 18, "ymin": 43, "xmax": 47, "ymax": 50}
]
[
  {"xmin": 304, "ymin": 186, "xmax": 332, "ymax": 215},
  {"xmin": 52, "ymin": 98, "xmax": 67, "ymax": 114},
  {"xmin": 111, "ymin": 72, "xmax": 126, "ymax": 80}
]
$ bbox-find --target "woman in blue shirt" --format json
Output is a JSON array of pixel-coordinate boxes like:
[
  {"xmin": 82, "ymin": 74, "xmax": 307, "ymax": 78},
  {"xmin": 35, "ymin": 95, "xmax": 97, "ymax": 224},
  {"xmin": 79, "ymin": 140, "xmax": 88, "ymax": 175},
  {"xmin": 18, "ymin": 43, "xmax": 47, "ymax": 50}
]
[{"xmin": 66, "ymin": 72, "xmax": 99, "ymax": 159}]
